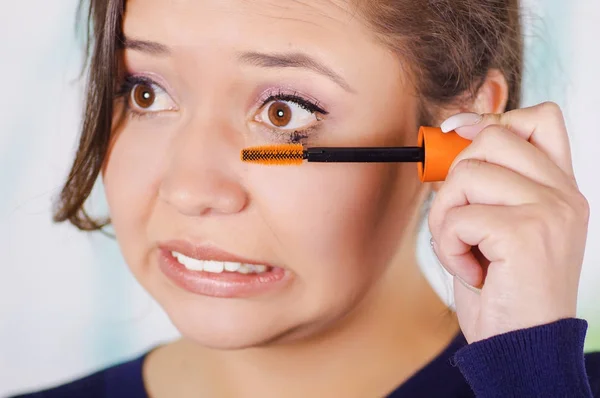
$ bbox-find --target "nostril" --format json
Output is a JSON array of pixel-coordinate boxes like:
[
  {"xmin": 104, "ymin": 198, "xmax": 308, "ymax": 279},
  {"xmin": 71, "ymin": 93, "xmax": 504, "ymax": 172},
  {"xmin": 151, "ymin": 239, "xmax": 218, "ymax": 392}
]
[{"xmin": 220, "ymin": 191, "xmax": 249, "ymax": 214}]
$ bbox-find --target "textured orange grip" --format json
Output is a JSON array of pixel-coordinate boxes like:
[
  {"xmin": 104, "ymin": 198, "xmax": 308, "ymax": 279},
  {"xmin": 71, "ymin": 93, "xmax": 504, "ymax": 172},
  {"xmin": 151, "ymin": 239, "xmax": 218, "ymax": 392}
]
[{"xmin": 417, "ymin": 126, "xmax": 471, "ymax": 182}]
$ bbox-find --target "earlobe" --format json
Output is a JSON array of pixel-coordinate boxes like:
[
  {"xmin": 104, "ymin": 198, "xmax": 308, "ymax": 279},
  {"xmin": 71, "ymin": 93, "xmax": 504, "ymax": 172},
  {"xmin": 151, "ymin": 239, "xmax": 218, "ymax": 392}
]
[{"xmin": 472, "ymin": 69, "xmax": 509, "ymax": 115}]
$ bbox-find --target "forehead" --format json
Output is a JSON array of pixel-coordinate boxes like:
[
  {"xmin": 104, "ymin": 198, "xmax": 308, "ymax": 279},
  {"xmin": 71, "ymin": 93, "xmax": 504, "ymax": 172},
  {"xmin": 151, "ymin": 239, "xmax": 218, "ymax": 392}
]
[
  {"xmin": 123, "ymin": 0, "xmax": 382, "ymax": 63},
  {"xmin": 125, "ymin": 0, "xmax": 357, "ymax": 35}
]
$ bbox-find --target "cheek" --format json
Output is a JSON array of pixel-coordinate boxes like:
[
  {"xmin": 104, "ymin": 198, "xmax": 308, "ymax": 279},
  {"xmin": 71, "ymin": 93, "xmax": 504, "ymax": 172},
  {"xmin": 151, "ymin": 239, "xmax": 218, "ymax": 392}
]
[
  {"xmin": 248, "ymin": 161, "xmax": 417, "ymax": 294},
  {"xmin": 103, "ymin": 125, "xmax": 165, "ymax": 268}
]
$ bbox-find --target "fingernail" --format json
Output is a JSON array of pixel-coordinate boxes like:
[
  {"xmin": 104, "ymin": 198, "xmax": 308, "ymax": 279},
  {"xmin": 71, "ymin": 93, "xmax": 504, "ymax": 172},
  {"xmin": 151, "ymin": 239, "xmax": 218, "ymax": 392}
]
[{"xmin": 440, "ymin": 113, "xmax": 483, "ymax": 133}]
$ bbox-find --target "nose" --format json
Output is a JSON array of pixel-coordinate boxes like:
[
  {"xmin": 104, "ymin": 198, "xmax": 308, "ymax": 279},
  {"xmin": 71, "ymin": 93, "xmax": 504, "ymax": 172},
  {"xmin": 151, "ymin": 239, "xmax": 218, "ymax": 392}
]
[{"xmin": 158, "ymin": 123, "xmax": 249, "ymax": 217}]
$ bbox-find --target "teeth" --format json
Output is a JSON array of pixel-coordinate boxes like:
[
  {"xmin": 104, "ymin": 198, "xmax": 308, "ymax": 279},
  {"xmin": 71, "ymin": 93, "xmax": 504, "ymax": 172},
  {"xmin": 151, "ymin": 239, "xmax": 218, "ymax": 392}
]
[
  {"xmin": 255, "ymin": 265, "xmax": 267, "ymax": 273},
  {"xmin": 237, "ymin": 264, "xmax": 251, "ymax": 274},
  {"xmin": 224, "ymin": 262, "xmax": 241, "ymax": 272},
  {"xmin": 171, "ymin": 252, "xmax": 269, "ymax": 274},
  {"xmin": 203, "ymin": 260, "xmax": 224, "ymax": 273},
  {"xmin": 184, "ymin": 257, "xmax": 204, "ymax": 271},
  {"xmin": 246, "ymin": 264, "xmax": 268, "ymax": 273}
]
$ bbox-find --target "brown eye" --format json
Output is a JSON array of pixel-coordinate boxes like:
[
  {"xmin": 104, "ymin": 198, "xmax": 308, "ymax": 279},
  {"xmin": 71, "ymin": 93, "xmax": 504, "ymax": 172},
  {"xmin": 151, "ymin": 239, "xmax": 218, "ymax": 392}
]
[
  {"xmin": 131, "ymin": 83, "xmax": 156, "ymax": 109},
  {"xmin": 267, "ymin": 101, "xmax": 292, "ymax": 127},
  {"xmin": 257, "ymin": 98, "xmax": 320, "ymax": 131}
]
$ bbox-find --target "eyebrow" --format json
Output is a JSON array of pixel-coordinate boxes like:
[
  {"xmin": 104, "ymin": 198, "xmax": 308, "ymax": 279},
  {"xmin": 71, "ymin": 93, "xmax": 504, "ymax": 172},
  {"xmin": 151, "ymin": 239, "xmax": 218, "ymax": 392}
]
[
  {"xmin": 122, "ymin": 37, "xmax": 354, "ymax": 92},
  {"xmin": 238, "ymin": 51, "xmax": 354, "ymax": 92},
  {"xmin": 122, "ymin": 37, "xmax": 170, "ymax": 55}
]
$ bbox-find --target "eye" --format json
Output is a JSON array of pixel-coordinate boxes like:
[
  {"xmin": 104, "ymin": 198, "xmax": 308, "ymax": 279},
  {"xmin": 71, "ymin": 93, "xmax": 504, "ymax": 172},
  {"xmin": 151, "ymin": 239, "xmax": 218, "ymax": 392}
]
[
  {"xmin": 257, "ymin": 100, "xmax": 319, "ymax": 130},
  {"xmin": 128, "ymin": 81, "xmax": 177, "ymax": 114}
]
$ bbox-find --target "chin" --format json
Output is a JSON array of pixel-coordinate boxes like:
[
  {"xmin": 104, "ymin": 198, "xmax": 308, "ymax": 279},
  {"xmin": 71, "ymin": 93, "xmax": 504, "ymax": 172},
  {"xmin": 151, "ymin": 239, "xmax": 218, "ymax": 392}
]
[
  {"xmin": 163, "ymin": 296, "xmax": 364, "ymax": 351},
  {"xmin": 160, "ymin": 299, "xmax": 302, "ymax": 350}
]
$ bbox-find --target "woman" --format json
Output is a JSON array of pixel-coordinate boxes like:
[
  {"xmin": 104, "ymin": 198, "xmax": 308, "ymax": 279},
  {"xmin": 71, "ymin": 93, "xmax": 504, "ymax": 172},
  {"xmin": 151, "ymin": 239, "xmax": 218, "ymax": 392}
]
[{"xmin": 12, "ymin": 0, "xmax": 600, "ymax": 397}]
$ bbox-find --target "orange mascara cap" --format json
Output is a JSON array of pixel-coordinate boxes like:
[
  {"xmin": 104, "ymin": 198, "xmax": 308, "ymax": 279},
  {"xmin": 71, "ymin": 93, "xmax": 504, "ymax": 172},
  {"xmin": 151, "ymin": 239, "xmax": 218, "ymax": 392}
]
[{"xmin": 417, "ymin": 126, "xmax": 471, "ymax": 182}]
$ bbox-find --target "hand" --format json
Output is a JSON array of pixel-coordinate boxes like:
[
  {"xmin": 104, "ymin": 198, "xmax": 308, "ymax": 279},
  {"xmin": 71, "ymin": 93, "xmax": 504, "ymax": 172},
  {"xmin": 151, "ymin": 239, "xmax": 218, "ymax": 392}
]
[{"xmin": 428, "ymin": 102, "xmax": 590, "ymax": 344}]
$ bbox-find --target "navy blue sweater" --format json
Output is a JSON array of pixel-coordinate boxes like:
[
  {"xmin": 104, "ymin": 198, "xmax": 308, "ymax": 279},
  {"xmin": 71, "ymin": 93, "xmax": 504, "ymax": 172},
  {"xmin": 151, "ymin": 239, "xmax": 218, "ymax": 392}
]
[{"xmin": 9, "ymin": 319, "xmax": 600, "ymax": 397}]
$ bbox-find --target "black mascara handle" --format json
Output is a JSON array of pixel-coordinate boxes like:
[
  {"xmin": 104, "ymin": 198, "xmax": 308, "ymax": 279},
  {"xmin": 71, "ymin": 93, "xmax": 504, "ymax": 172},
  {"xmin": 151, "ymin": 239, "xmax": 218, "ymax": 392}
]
[{"xmin": 305, "ymin": 147, "xmax": 424, "ymax": 163}]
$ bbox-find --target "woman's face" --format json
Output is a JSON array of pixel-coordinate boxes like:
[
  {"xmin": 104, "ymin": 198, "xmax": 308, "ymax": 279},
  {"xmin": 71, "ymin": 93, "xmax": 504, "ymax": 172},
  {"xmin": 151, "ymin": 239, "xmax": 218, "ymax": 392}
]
[{"xmin": 104, "ymin": 0, "xmax": 424, "ymax": 349}]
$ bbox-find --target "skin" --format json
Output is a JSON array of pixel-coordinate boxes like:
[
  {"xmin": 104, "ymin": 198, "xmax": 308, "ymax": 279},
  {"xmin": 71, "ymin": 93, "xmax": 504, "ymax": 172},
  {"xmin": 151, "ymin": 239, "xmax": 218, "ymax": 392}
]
[{"xmin": 101, "ymin": 0, "xmax": 589, "ymax": 396}]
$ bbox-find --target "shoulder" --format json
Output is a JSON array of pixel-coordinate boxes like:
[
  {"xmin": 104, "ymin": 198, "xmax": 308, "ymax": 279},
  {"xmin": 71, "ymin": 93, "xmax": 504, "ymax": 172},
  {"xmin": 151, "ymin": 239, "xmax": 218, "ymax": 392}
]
[
  {"xmin": 8, "ymin": 353, "xmax": 148, "ymax": 398},
  {"xmin": 586, "ymin": 351, "xmax": 600, "ymax": 396}
]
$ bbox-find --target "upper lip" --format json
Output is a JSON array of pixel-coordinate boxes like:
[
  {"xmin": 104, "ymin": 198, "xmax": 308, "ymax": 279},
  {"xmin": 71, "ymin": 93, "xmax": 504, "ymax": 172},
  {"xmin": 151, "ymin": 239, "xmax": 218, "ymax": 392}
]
[{"xmin": 159, "ymin": 240, "xmax": 276, "ymax": 267}]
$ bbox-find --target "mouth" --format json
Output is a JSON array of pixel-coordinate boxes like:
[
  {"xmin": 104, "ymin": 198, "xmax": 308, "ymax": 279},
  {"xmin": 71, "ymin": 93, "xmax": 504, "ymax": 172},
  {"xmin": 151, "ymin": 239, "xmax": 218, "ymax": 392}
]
[{"xmin": 156, "ymin": 241, "xmax": 289, "ymax": 298}]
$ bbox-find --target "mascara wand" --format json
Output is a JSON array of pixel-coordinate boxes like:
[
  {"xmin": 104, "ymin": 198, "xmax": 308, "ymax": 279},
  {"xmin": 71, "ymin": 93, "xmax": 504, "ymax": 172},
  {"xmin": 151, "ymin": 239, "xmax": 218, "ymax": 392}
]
[{"xmin": 241, "ymin": 126, "xmax": 471, "ymax": 182}]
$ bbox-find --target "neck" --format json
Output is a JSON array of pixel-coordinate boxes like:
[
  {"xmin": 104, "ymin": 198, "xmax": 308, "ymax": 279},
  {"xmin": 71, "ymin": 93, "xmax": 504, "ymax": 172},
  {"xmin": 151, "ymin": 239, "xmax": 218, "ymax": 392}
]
[{"xmin": 144, "ymin": 249, "xmax": 459, "ymax": 398}]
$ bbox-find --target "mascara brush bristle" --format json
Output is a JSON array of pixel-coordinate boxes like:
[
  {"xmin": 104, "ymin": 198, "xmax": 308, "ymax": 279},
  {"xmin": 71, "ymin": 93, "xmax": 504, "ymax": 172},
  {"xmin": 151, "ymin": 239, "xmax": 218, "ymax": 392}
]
[{"xmin": 241, "ymin": 144, "xmax": 305, "ymax": 165}]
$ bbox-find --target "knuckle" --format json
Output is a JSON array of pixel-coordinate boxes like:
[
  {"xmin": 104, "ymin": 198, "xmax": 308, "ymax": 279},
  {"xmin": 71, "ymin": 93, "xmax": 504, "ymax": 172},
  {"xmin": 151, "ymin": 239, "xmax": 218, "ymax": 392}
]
[
  {"xmin": 473, "ymin": 125, "xmax": 506, "ymax": 147},
  {"xmin": 537, "ymin": 101, "xmax": 565, "ymax": 123},
  {"xmin": 442, "ymin": 207, "xmax": 461, "ymax": 229},
  {"xmin": 446, "ymin": 158, "xmax": 485, "ymax": 187},
  {"xmin": 563, "ymin": 192, "xmax": 590, "ymax": 225},
  {"xmin": 574, "ymin": 192, "xmax": 590, "ymax": 218},
  {"xmin": 497, "ymin": 220, "xmax": 516, "ymax": 241},
  {"xmin": 453, "ymin": 158, "xmax": 484, "ymax": 176},
  {"xmin": 538, "ymin": 101, "xmax": 562, "ymax": 113},
  {"xmin": 579, "ymin": 195, "xmax": 591, "ymax": 224},
  {"xmin": 495, "ymin": 225, "xmax": 522, "ymax": 254},
  {"xmin": 436, "ymin": 213, "xmax": 456, "ymax": 251},
  {"xmin": 534, "ymin": 189, "xmax": 589, "ymax": 234},
  {"xmin": 523, "ymin": 214, "xmax": 549, "ymax": 236},
  {"xmin": 556, "ymin": 197, "xmax": 576, "ymax": 222}
]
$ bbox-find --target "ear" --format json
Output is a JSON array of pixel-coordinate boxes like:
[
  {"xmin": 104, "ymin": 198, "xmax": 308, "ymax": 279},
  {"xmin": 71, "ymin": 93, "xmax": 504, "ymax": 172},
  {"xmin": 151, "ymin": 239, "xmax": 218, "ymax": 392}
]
[
  {"xmin": 430, "ymin": 69, "xmax": 509, "ymax": 192},
  {"xmin": 470, "ymin": 68, "xmax": 509, "ymax": 115},
  {"xmin": 435, "ymin": 68, "xmax": 509, "ymax": 122}
]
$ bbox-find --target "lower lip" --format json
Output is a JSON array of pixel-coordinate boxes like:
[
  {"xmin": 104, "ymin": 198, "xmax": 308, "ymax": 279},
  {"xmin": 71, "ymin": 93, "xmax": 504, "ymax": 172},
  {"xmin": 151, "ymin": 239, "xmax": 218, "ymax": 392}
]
[{"xmin": 157, "ymin": 249, "xmax": 290, "ymax": 298}]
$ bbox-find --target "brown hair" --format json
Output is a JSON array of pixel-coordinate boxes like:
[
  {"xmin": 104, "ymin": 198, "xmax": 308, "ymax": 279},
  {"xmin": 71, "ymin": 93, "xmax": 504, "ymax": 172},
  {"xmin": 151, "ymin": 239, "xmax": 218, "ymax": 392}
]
[
  {"xmin": 53, "ymin": 0, "xmax": 523, "ymax": 231},
  {"xmin": 357, "ymin": 0, "xmax": 522, "ymax": 121}
]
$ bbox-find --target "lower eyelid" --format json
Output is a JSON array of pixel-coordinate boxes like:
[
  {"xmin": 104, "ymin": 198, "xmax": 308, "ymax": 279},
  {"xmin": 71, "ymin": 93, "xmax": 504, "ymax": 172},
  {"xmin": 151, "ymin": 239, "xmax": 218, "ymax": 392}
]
[
  {"xmin": 130, "ymin": 112, "xmax": 158, "ymax": 120},
  {"xmin": 271, "ymin": 123, "xmax": 320, "ymax": 140}
]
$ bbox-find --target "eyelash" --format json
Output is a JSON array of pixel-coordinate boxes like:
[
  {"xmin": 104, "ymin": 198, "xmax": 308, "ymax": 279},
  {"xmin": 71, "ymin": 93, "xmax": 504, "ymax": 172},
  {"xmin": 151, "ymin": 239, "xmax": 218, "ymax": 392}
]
[{"xmin": 259, "ymin": 91, "xmax": 328, "ymax": 116}]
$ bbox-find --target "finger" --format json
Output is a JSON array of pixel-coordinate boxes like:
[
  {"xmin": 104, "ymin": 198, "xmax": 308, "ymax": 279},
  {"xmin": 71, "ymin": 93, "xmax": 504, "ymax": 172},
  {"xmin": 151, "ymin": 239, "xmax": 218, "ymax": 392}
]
[
  {"xmin": 435, "ymin": 204, "xmax": 514, "ymax": 287},
  {"xmin": 449, "ymin": 124, "xmax": 573, "ymax": 190},
  {"xmin": 453, "ymin": 275, "xmax": 482, "ymax": 339},
  {"xmin": 441, "ymin": 102, "xmax": 574, "ymax": 178},
  {"xmin": 428, "ymin": 158, "xmax": 551, "ymax": 241}
]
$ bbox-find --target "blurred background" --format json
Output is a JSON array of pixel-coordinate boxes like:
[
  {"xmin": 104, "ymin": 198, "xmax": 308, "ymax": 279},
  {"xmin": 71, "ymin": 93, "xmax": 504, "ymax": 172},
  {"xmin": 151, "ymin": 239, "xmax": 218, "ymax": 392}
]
[{"xmin": 1, "ymin": 0, "xmax": 599, "ymax": 396}]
